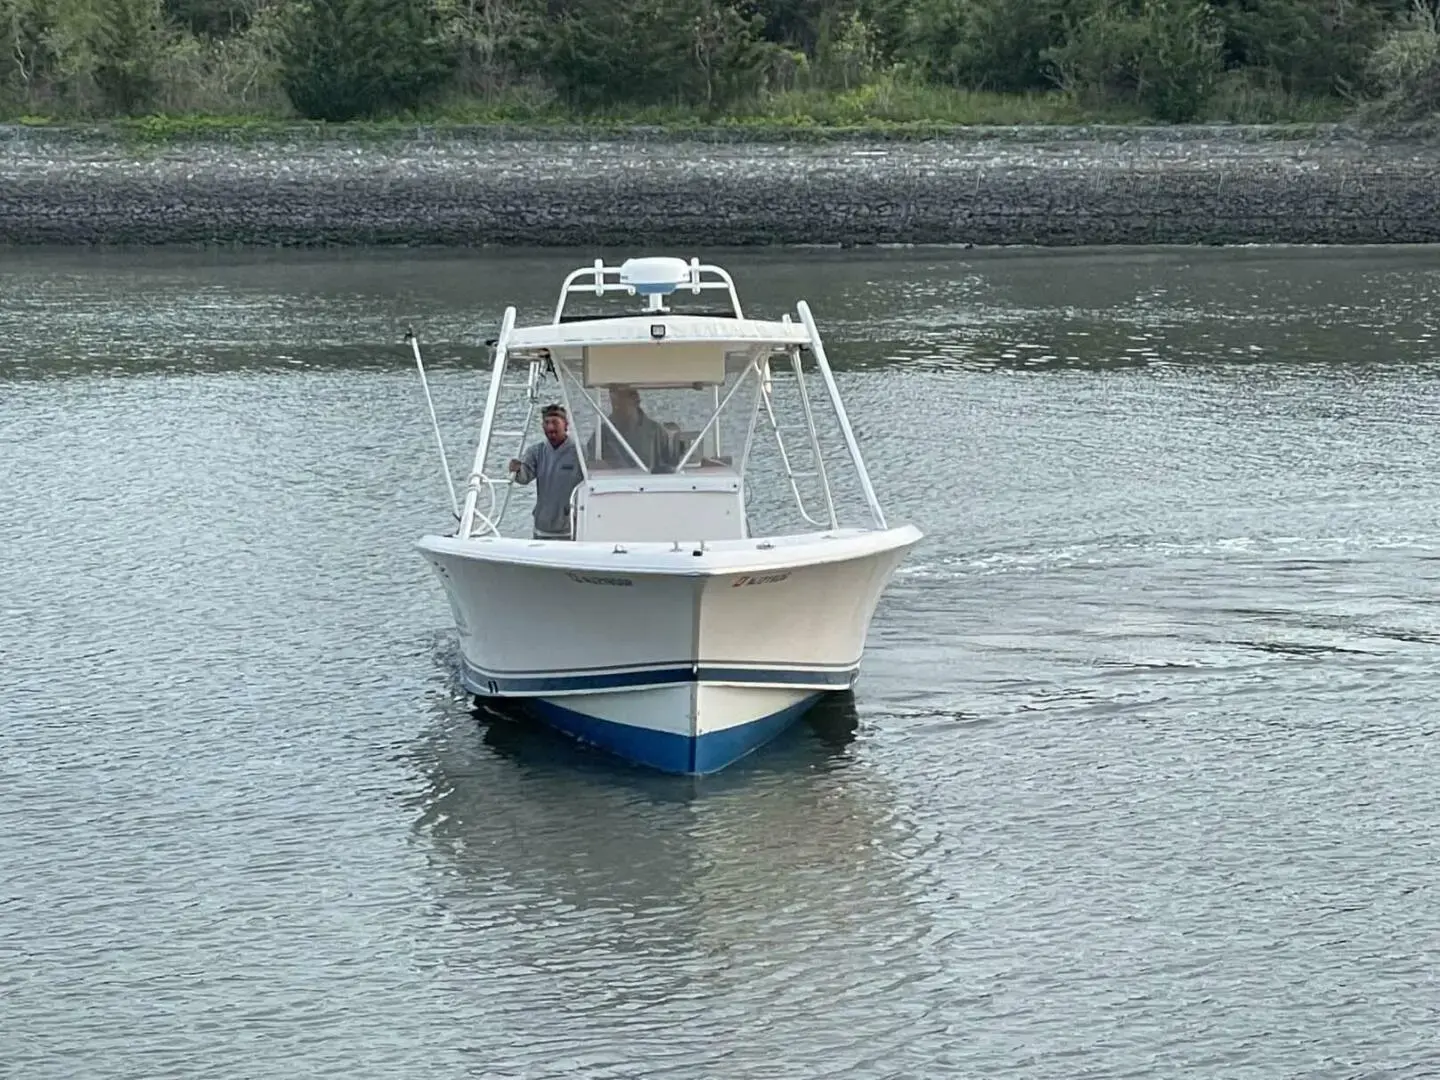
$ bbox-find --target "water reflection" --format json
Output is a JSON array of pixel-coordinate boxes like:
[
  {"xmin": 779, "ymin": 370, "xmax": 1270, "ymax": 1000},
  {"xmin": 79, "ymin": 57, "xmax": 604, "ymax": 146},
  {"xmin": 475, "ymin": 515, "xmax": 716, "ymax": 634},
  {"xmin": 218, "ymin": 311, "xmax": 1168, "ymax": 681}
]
[
  {"xmin": 4, "ymin": 245, "xmax": 1438, "ymax": 381},
  {"xmin": 7, "ymin": 244, "xmax": 1440, "ymax": 1075},
  {"xmin": 400, "ymin": 664, "xmax": 937, "ymax": 979}
]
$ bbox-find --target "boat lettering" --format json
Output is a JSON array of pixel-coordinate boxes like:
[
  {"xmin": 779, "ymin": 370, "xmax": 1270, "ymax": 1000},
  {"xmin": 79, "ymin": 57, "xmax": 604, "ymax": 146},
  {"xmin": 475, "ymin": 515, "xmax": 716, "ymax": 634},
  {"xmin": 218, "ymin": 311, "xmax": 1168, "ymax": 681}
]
[
  {"xmin": 732, "ymin": 571, "xmax": 791, "ymax": 588},
  {"xmin": 567, "ymin": 571, "xmax": 634, "ymax": 587}
]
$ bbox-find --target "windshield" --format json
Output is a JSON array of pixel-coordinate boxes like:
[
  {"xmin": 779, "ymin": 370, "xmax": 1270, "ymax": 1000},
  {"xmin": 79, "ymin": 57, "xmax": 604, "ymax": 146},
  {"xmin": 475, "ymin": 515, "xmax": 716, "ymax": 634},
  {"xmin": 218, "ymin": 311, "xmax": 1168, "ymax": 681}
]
[
  {"xmin": 533, "ymin": 348, "xmax": 763, "ymax": 476},
  {"xmin": 493, "ymin": 342, "xmax": 875, "ymax": 538}
]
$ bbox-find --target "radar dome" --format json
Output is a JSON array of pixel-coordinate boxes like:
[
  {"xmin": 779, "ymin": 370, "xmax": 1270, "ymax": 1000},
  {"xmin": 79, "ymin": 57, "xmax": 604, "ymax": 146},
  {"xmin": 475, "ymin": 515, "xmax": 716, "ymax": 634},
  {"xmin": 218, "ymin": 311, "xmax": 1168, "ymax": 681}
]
[{"xmin": 619, "ymin": 256, "xmax": 693, "ymax": 297}]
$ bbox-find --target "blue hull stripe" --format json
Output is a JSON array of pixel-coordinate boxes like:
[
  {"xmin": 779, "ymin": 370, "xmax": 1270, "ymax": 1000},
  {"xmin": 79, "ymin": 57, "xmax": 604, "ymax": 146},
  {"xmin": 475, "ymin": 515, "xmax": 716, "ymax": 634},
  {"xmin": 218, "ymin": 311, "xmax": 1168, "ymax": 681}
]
[
  {"xmin": 528, "ymin": 693, "xmax": 825, "ymax": 774},
  {"xmin": 460, "ymin": 658, "xmax": 858, "ymax": 695}
]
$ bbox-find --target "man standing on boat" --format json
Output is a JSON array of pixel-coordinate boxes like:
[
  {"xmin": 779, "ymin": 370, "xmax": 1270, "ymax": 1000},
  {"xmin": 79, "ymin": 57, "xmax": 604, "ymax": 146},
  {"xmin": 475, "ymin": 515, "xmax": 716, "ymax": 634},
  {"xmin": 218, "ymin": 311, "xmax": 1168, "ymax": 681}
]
[
  {"xmin": 508, "ymin": 403, "xmax": 582, "ymax": 540},
  {"xmin": 596, "ymin": 384, "xmax": 676, "ymax": 472}
]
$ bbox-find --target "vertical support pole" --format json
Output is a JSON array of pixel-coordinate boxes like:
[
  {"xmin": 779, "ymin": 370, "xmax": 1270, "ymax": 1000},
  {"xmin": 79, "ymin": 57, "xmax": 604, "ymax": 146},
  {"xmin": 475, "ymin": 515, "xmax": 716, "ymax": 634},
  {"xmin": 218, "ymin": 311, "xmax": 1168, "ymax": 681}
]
[
  {"xmin": 795, "ymin": 300, "xmax": 888, "ymax": 531},
  {"xmin": 791, "ymin": 345, "xmax": 838, "ymax": 530},
  {"xmin": 460, "ymin": 306, "xmax": 515, "ymax": 539}
]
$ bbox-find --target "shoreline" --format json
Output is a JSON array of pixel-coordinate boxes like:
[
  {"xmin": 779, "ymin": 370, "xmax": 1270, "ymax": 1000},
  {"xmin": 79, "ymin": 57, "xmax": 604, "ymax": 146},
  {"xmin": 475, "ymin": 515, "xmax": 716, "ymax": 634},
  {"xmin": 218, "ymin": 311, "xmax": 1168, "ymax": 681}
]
[{"xmin": 3, "ymin": 123, "xmax": 1439, "ymax": 248}]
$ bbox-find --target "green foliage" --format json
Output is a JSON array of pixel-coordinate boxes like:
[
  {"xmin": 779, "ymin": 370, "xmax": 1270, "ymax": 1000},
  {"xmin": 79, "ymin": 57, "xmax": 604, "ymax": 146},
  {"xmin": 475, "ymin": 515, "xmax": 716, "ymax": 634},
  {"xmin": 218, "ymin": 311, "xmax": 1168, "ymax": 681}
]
[
  {"xmin": 1136, "ymin": 0, "xmax": 1225, "ymax": 120},
  {"xmin": 1363, "ymin": 0, "xmax": 1440, "ymax": 118},
  {"xmin": 853, "ymin": 0, "xmax": 908, "ymax": 63},
  {"xmin": 0, "ymin": 0, "xmax": 167, "ymax": 113},
  {"xmin": 280, "ymin": 0, "xmax": 452, "ymax": 120},
  {"xmin": 431, "ymin": 0, "xmax": 544, "ymax": 96},
  {"xmin": 1, "ymin": 0, "xmax": 59, "ymax": 105},
  {"xmin": 1204, "ymin": 67, "xmax": 1347, "ymax": 122},
  {"xmin": 1046, "ymin": 0, "xmax": 1223, "ymax": 121},
  {"xmin": 810, "ymin": 6, "xmax": 878, "ymax": 88},
  {"xmin": 906, "ymin": 0, "xmax": 1075, "ymax": 92},
  {"xmin": 1213, "ymin": 0, "xmax": 1411, "ymax": 97},
  {"xmin": 154, "ymin": 4, "xmax": 288, "ymax": 113},
  {"xmin": 92, "ymin": 0, "xmax": 167, "ymax": 111},
  {"xmin": 537, "ymin": 0, "xmax": 775, "ymax": 108},
  {"xmin": 163, "ymin": 0, "xmax": 251, "ymax": 37},
  {"xmin": 0, "ymin": 0, "xmax": 1435, "ymax": 126},
  {"xmin": 744, "ymin": 0, "xmax": 857, "ymax": 53}
]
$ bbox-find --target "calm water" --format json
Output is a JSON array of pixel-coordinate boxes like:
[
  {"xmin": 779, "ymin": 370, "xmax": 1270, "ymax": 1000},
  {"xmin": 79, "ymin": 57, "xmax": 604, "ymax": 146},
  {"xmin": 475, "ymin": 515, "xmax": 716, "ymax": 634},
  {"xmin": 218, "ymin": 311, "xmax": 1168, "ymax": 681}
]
[{"xmin": 3, "ymin": 245, "xmax": 1440, "ymax": 1078}]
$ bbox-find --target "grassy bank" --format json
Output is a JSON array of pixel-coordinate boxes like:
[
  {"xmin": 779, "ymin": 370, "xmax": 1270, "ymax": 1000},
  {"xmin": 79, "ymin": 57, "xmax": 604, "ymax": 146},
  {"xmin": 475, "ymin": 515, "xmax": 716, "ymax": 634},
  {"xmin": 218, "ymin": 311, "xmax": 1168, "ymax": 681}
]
[
  {"xmin": 3, "ymin": 81, "xmax": 1370, "ymax": 147},
  {"xmin": 410, "ymin": 79, "xmax": 1351, "ymax": 127}
]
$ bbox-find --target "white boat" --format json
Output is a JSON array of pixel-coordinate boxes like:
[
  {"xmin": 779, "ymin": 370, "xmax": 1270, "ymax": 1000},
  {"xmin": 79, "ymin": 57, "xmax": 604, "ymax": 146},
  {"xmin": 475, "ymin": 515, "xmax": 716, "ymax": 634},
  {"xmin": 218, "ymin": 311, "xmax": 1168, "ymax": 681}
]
[{"xmin": 409, "ymin": 256, "xmax": 921, "ymax": 774}]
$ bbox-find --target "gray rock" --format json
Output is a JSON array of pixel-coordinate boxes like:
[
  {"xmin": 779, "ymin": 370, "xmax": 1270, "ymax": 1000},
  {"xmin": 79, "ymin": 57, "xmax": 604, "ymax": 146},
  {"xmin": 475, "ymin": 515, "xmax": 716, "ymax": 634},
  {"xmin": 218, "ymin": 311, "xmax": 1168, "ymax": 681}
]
[{"xmin": 1, "ymin": 124, "xmax": 1437, "ymax": 247}]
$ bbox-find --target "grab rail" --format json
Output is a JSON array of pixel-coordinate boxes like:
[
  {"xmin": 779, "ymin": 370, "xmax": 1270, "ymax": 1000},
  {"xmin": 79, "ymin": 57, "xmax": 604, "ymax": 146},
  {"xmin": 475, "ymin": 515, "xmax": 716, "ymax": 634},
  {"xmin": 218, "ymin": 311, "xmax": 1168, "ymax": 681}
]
[{"xmin": 552, "ymin": 259, "xmax": 744, "ymax": 323}]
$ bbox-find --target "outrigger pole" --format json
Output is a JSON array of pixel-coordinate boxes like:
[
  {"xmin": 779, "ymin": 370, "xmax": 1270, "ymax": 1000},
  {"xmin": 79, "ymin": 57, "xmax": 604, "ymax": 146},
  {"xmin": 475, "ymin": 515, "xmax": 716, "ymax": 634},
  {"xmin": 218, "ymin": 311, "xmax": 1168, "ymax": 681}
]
[{"xmin": 405, "ymin": 326, "xmax": 460, "ymax": 521}]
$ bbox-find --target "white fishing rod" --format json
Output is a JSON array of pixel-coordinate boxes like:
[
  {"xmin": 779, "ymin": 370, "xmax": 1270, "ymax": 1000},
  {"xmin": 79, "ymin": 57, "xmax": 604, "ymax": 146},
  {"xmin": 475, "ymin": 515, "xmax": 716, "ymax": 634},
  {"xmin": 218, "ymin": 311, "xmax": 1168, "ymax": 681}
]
[{"xmin": 405, "ymin": 326, "xmax": 460, "ymax": 520}]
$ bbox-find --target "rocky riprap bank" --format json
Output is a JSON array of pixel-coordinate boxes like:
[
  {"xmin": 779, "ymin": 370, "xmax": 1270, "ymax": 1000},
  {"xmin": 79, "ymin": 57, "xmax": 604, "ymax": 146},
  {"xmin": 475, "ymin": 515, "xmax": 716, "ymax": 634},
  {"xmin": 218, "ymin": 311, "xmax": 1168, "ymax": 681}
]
[{"xmin": 2, "ymin": 124, "xmax": 1438, "ymax": 247}]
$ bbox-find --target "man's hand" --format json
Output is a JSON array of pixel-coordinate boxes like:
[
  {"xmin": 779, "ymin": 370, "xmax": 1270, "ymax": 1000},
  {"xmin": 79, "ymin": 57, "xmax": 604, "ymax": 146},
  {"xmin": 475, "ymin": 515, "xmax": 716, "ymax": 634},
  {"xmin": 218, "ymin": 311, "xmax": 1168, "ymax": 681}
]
[{"xmin": 508, "ymin": 458, "xmax": 522, "ymax": 474}]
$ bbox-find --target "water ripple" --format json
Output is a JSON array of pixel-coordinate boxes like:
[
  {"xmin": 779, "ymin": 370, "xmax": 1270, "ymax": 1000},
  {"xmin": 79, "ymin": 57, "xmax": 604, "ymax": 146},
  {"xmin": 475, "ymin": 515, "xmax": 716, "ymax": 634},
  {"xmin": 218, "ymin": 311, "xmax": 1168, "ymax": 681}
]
[{"xmin": 3, "ymin": 246, "xmax": 1439, "ymax": 1078}]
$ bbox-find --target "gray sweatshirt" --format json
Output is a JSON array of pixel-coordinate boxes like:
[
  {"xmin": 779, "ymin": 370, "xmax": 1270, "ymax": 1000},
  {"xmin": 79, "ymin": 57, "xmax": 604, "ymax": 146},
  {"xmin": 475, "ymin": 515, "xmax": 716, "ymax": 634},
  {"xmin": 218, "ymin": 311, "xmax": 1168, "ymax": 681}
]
[
  {"xmin": 514, "ymin": 436, "xmax": 582, "ymax": 538},
  {"xmin": 594, "ymin": 409, "xmax": 675, "ymax": 472}
]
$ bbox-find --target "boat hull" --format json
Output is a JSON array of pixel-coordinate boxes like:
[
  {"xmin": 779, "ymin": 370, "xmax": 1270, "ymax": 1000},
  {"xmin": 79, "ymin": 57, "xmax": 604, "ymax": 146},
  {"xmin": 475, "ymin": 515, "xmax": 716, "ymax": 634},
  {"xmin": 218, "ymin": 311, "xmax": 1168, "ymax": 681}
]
[
  {"xmin": 475, "ymin": 682, "xmax": 826, "ymax": 774},
  {"xmin": 418, "ymin": 526, "xmax": 921, "ymax": 774}
]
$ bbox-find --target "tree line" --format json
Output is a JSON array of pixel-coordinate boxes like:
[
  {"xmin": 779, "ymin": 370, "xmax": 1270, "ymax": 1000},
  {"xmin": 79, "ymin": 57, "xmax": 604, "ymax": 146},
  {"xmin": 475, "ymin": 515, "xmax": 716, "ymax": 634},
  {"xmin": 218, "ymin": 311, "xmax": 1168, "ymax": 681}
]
[{"xmin": 1, "ymin": 0, "xmax": 1437, "ymax": 124}]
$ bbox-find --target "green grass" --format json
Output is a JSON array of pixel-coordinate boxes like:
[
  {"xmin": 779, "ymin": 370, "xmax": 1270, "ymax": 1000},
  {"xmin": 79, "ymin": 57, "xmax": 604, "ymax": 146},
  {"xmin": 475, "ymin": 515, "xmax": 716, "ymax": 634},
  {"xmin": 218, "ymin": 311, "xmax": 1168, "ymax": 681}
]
[
  {"xmin": 420, "ymin": 83, "xmax": 1149, "ymax": 127},
  {"xmin": 1, "ymin": 79, "xmax": 1360, "ymax": 145}
]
